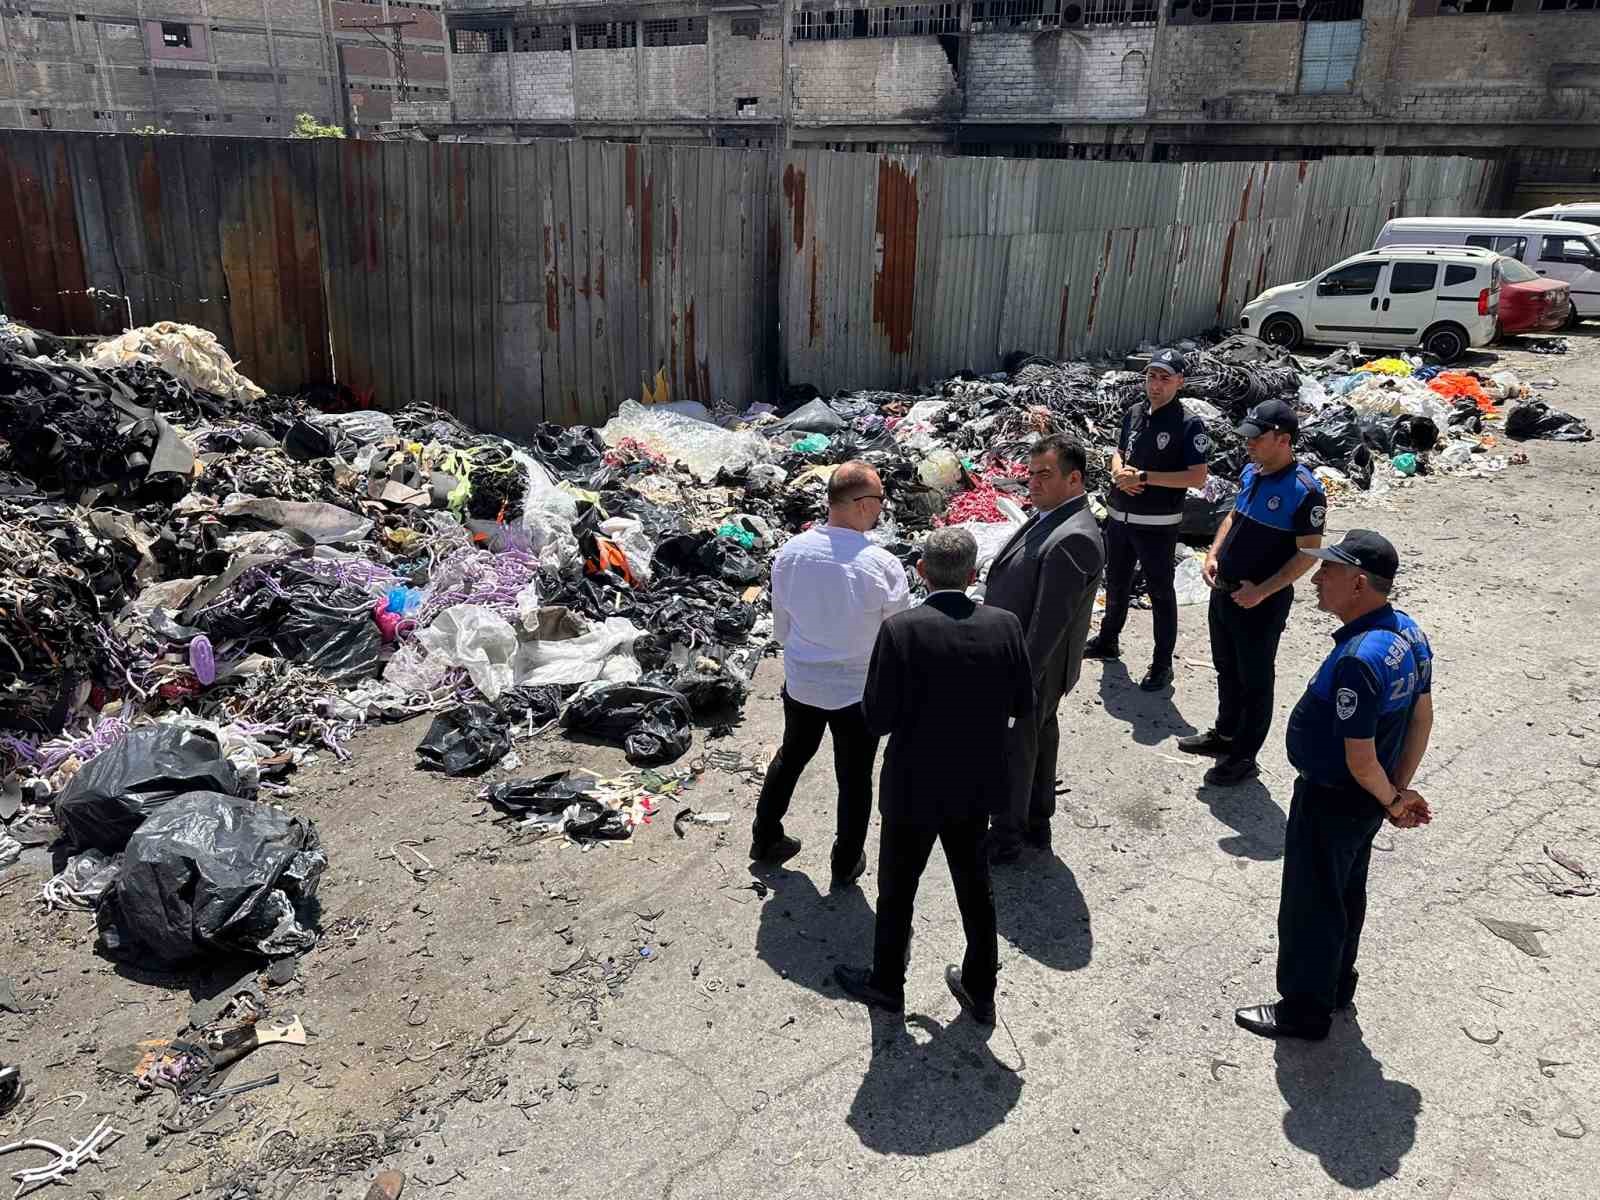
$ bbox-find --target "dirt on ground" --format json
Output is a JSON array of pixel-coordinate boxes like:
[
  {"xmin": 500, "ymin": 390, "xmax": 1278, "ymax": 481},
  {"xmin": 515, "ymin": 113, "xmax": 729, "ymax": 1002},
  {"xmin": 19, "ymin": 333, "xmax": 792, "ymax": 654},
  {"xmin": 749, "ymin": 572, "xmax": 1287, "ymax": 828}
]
[{"xmin": 2, "ymin": 333, "xmax": 1598, "ymax": 1200}]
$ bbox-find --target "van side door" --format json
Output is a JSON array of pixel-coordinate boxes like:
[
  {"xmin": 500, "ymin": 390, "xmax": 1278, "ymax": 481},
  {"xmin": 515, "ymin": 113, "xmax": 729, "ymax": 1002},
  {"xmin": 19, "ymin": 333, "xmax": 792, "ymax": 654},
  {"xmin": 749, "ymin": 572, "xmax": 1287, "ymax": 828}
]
[
  {"xmin": 1537, "ymin": 233, "xmax": 1600, "ymax": 316},
  {"xmin": 1308, "ymin": 260, "xmax": 1393, "ymax": 342}
]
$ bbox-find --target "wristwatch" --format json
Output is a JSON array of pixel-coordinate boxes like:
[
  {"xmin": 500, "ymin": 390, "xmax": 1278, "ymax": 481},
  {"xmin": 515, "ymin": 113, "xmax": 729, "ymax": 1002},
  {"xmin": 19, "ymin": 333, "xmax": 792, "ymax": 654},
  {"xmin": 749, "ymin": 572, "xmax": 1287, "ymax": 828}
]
[{"xmin": 1138, "ymin": 470, "xmax": 1148, "ymax": 484}]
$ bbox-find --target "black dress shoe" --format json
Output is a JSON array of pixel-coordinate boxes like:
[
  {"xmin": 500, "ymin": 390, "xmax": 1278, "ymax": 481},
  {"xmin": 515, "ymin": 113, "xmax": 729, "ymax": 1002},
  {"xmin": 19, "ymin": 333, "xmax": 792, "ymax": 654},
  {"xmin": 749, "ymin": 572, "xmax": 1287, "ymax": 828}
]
[
  {"xmin": 1235, "ymin": 1002, "xmax": 1330, "ymax": 1041},
  {"xmin": 1081, "ymin": 635, "xmax": 1120, "ymax": 660},
  {"xmin": 945, "ymin": 966, "xmax": 996, "ymax": 1026},
  {"xmin": 988, "ymin": 839, "xmax": 1021, "ymax": 865},
  {"xmin": 1177, "ymin": 728, "xmax": 1234, "ymax": 757},
  {"xmin": 830, "ymin": 852, "xmax": 867, "ymax": 891},
  {"xmin": 1139, "ymin": 664, "xmax": 1174, "ymax": 692},
  {"xmin": 749, "ymin": 833, "xmax": 802, "ymax": 865},
  {"xmin": 834, "ymin": 965, "xmax": 904, "ymax": 1014},
  {"xmin": 1204, "ymin": 757, "xmax": 1260, "ymax": 787}
]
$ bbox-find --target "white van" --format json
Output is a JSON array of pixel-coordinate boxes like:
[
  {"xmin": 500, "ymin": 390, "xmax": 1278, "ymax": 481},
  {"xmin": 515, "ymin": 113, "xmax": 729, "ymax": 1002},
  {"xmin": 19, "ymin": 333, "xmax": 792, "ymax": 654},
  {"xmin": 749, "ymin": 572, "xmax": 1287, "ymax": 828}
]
[
  {"xmin": 1520, "ymin": 203, "xmax": 1600, "ymax": 225},
  {"xmin": 1238, "ymin": 245, "xmax": 1501, "ymax": 362},
  {"xmin": 1375, "ymin": 217, "xmax": 1600, "ymax": 322}
]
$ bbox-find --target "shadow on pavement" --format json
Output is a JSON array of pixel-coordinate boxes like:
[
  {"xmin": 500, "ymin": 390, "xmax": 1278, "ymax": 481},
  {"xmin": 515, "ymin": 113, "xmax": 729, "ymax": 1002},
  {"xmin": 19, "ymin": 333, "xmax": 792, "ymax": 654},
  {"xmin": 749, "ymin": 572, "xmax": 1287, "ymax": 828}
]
[
  {"xmin": 751, "ymin": 862, "xmax": 875, "ymax": 998},
  {"xmin": 1197, "ymin": 779, "xmax": 1287, "ymax": 860},
  {"xmin": 848, "ymin": 1008, "xmax": 1022, "ymax": 1154},
  {"xmin": 992, "ymin": 849, "xmax": 1092, "ymax": 971},
  {"xmin": 1097, "ymin": 659, "xmax": 1199, "ymax": 747},
  {"xmin": 1274, "ymin": 1014, "xmax": 1422, "ymax": 1188}
]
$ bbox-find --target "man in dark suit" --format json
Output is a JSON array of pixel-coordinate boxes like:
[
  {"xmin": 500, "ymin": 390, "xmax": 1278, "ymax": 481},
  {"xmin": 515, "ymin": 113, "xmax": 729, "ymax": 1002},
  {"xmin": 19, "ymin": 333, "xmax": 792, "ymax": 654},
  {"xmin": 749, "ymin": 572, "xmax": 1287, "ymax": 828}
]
[
  {"xmin": 982, "ymin": 434, "xmax": 1106, "ymax": 862},
  {"xmin": 834, "ymin": 527, "xmax": 1036, "ymax": 1025}
]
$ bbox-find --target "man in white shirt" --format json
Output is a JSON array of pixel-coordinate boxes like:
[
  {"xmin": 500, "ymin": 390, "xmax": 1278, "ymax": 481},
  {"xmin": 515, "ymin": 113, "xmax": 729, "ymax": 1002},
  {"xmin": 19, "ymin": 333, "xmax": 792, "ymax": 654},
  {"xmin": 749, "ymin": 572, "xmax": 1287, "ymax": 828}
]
[{"xmin": 751, "ymin": 461, "xmax": 911, "ymax": 888}]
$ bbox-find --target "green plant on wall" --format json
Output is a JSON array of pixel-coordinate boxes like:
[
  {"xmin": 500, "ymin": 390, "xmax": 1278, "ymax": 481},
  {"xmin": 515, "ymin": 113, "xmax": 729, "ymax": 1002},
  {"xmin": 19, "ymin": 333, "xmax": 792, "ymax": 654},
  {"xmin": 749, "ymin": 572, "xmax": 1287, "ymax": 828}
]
[
  {"xmin": 292, "ymin": 113, "xmax": 346, "ymax": 139},
  {"xmin": 132, "ymin": 126, "xmax": 172, "ymax": 135}
]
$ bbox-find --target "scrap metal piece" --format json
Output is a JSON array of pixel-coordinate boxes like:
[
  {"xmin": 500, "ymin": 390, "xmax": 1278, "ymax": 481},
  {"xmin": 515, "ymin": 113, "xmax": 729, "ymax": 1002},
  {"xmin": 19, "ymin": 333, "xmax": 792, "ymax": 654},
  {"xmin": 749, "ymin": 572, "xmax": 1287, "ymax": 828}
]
[{"xmin": 1476, "ymin": 916, "xmax": 1550, "ymax": 958}]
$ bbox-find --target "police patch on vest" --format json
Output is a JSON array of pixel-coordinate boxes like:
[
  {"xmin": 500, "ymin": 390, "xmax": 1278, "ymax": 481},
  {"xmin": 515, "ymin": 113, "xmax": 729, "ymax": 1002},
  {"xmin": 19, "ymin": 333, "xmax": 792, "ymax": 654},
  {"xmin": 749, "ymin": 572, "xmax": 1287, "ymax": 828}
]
[
  {"xmin": 1194, "ymin": 434, "xmax": 1209, "ymax": 454},
  {"xmin": 1335, "ymin": 688, "xmax": 1358, "ymax": 721},
  {"xmin": 1267, "ymin": 496, "xmax": 1282, "ymax": 511},
  {"xmin": 1157, "ymin": 432, "xmax": 1170, "ymax": 450},
  {"xmin": 1310, "ymin": 505, "xmax": 1326, "ymax": 528}
]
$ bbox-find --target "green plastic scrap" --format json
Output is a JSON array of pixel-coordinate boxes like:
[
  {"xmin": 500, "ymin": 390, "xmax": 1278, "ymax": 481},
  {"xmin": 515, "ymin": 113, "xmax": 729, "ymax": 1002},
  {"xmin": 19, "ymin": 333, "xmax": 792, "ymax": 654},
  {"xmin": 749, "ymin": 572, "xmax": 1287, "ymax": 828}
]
[
  {"xmin": 792, "ymin": 433, "xmax": 830, "ymax": 454},
  {"xmin": 716, "ymin": 521, "xmax": 756, "ymax": 549},
  {"xmin": 1391, "ymin": 452, "xmax": 1418, "ymax": 477}
]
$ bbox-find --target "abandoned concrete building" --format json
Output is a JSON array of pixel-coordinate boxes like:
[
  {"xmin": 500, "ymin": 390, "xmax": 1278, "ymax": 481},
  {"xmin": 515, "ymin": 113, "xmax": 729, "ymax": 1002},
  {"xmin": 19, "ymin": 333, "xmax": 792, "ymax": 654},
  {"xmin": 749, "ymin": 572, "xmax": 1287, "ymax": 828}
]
[
  {"xmin": 0, "ymin": 1, "xmax": 449, "ymax": 135},
  {"xmin": 428, "ymin": 0, "xmax": 1600, "ymax": 181}
]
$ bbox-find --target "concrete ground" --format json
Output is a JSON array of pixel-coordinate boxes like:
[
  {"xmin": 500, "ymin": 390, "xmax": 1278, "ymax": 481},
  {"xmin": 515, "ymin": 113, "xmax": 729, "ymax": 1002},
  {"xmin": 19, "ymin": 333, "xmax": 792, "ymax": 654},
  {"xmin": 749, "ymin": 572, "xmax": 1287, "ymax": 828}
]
[{"xmin": 2, "ymin": 334, "xmax": 1598, "ymax": 1200}]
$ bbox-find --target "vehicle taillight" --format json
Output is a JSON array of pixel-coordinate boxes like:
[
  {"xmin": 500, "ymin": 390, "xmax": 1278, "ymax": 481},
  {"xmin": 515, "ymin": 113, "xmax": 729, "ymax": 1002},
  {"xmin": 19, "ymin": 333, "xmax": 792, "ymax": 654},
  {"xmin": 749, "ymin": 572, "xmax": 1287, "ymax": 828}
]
[{"xmin": 1478, "ymin": 288, "xmax": 1489, "ymax": 316}]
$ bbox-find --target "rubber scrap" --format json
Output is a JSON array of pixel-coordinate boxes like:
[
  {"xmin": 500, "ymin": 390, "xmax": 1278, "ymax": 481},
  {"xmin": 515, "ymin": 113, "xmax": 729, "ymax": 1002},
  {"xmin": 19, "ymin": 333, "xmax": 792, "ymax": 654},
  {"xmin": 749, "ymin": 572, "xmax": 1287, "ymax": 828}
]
[{"xmin": 364, "ymin": 1170, "xmax": 405, "ymax": 1200}]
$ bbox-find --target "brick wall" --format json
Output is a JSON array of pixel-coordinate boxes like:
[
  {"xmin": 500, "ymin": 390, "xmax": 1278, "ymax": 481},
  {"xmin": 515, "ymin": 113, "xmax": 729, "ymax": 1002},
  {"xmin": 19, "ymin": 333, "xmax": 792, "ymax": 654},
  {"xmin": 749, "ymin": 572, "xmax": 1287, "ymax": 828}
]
[
  {"xmin": 205, "ymin": 0, "xmax": 267, "ymax": 22},
  {"xmin": 212, "ymin": 31, "xmax": 272, "ymax": 65},
  {"xmin": 711, "ymin": 13, "xmax": 781, "ymax": 119},
  {"xmin": 452, "ymin": 51, "xmax": 511, "ymax": 117},
  {"xmin": 641, "ymin": 44, "xmax": 709, "ymax": 119},
  {"xmin": 965, "ymin": 28, "xmax": 1155, "ymax": 120},
  {"xmin": 4, "ymin": 14, "xmax": 75, "ymax": 56},
  {"xmin": 96, "ymin": 21, "xmax": 148, "ymax": 65},
  {"xmin": 1391, "ymin": 12, "xmax": 1600, "ymax": 122},
  {"xmin": 511, "ymin": 50, "xmax": 576, "ymax": 120},
  {"xmin": 272, "ymin": 0, "xmax": 326, "ymax": 32},
  {"xmin": 277, "ymin": 35, "xmax": 330, "ymax": 71},
  {"xmin": 791, "ymin": 38, "xmax": 959, "ymax": 121},
  {"xmin": 576, "ymin": 48, "xmax": 638, "ymax": 120}
]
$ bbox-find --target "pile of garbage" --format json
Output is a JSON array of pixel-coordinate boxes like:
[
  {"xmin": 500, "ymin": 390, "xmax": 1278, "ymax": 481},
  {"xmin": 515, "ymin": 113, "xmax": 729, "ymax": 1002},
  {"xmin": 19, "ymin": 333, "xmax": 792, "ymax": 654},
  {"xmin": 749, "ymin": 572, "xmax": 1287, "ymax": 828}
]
[{"xmin": 0, "ymin": 316, "xmax": 1589, "ymax": 952}]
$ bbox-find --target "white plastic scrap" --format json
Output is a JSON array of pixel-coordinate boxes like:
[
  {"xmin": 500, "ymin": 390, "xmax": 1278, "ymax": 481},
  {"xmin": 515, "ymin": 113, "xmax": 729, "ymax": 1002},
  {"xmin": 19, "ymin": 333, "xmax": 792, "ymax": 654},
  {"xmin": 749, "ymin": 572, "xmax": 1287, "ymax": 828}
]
[
  {"xmin": 515, "ymin": 616, "xmax": 643, "ymax": 686},
  {"xmin": 40, "ymin": 849, "xmax": 121, "ymax": 911},
  {"xmin": 415, "ymin": 605, "xmax": 521, "ymax": 701},
  {"xmin": 600, "ymin": 400, "xmax": 771, "ymax": 483},
  {"xmin": 0, "ymin": 831, "xmax": 20, "ymax": 873},
  {"xmin": 84, "ymin": 321, "xmax": 263, "ymax": 402}
]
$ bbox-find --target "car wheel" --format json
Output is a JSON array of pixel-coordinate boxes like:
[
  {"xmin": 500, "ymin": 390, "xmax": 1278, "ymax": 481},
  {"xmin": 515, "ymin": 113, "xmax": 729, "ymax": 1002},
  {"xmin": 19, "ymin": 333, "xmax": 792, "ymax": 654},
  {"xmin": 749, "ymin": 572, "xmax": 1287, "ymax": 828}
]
[
  {"xmin": 1421, "ymin": 323, "xmax": 1467, "ymax": 363},
  {"xmin": 1564, "ymin": 301, "xmax": 1581, "ymax": 330},
  {"xmin": 1260, "ymin": 314, "xmax": 1301, "ymax": 349}
]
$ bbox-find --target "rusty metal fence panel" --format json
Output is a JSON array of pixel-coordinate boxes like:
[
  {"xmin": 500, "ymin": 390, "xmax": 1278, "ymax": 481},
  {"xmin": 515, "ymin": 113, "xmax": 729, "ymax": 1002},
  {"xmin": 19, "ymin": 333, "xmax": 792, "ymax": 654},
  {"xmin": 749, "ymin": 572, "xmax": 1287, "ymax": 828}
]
[
  {"xmin": 779, "ymin": 150, "xmax": 1499, "ymax": 395},
  {"xmin": 0, "ymin": 130, "xmax": 773, "ymax": 429}
]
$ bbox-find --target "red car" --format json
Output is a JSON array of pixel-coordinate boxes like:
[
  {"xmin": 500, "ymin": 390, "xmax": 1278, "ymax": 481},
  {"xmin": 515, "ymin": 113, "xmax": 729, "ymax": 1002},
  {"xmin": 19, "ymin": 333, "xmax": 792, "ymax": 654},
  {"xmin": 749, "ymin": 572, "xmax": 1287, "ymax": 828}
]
[{"xmin": 1497, "ymin": 255, "xmax": 1571, "ymax": 334}]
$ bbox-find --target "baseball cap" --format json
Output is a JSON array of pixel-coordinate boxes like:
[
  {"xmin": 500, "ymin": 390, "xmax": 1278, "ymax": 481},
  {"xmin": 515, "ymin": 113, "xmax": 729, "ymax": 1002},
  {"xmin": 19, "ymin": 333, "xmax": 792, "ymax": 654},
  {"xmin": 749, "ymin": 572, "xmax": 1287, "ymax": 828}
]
[
  {"xmin": 1144, "ymin": 348, "xmax": 1187, "ymax": 376},
  {"xmin": 1301, "ymin": 529, "xmax": 1399, "ymax": 582},
  {"xmin": 1236, "ymin": 399, "xmax": 1299, "ymax": 438}
]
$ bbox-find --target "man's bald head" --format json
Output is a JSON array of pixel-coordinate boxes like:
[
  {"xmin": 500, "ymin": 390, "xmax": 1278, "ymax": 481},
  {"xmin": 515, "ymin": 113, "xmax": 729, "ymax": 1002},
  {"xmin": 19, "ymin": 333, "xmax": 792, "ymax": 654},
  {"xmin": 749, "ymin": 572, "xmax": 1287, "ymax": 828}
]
[{"xmin": 826, "ymin": 461, "xmax": 885, "ymax": 531}]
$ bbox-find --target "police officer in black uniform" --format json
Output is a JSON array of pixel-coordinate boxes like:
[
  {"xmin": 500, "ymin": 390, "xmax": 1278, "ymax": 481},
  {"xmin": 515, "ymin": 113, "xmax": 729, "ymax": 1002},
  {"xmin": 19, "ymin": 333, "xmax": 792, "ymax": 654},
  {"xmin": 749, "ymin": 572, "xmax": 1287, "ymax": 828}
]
[
  {"xmin": 1179, "ymin": 399, "xmax": 1327, "ymax": 786},
  {"xmin": 1235, "ymin": 530, "xmax": 1435, "ymax": 1040},
  {"xmin": 1083, "ymin": 348, "xmax": 1210, "ymax": 692}
]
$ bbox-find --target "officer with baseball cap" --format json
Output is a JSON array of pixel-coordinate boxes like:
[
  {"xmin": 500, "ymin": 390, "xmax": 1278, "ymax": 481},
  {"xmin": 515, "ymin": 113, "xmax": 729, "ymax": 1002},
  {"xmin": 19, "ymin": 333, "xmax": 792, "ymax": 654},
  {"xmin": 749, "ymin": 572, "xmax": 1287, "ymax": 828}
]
[
  {"xmin": 1179, "ymin": 398, "xmax": 1327, "ymax": 786},
  {"xmin": 1083, "ymin": 348, "xmax": 1210, "ymax": 691},
  {"xmin": 1235, "ymin": 529, "xmax": 1435, "ymax": 1040}
]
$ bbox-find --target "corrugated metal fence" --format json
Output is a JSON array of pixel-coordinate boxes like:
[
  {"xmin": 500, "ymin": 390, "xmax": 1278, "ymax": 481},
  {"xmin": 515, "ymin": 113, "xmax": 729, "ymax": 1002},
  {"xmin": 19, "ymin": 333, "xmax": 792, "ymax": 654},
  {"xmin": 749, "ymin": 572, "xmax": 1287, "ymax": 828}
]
[
  {"xmin": 0, "ymin": 132, "xmax": 1494, "ymax": 430},
  {"xmin": 0, "ymin": 131, "xmax": 774, "ymax": 430},
  {"xmin": 779, "ymin": 152, "xmax": 1499, "ymax": 394}
]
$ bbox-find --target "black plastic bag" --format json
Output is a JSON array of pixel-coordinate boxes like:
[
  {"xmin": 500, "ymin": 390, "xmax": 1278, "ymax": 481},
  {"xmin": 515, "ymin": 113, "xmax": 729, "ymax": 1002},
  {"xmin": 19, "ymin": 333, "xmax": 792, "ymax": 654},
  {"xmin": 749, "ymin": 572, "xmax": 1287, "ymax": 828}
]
[
  {"xmin": 57, "ymin": 725, "xmax": 243, "ymax": 854},
  {"xmin": 283, "ymin": 418, "xmax": 337, "ymax": 461},
  {"xmin": 774, "ymin": 398, "xmax": 848, "ymax": 436},
  {"xmin": 482, "ymin": 772, "xmax": 630, "ymax": 840},
  {"xmin": 97, "ymin": 792, "xmax": 326, "ymax": 965},
  {"xmin": 1505, "ymin": 401, "xmax": 1593, "ymax": 442},
  {"xmin": 561, "ymin": 684, "xmax": 693, "ymax": 765},
  {"xmin": 652, "ymin": 532, "xmax": 764, "ymax": 586},
  {"xmin": 270, "ymin": 596, "xmax": 384, "ymax": 680},
  {"xmin": 650, "ymin": 667, "xmax": 749, "ymax": 717},
  {"xmin": 415, "ymin": 704, "xmax": 512, "ymax": 776}
]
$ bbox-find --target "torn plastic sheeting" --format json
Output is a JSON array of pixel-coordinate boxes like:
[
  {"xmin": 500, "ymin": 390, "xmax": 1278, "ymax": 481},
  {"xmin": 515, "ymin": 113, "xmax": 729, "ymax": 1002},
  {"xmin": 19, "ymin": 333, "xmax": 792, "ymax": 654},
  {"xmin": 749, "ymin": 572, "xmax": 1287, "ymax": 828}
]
[
  {"xmin": 83, "ymin": 322, "xmax": 265, "ymax": 403},
  {"xmin": 515, "ymin": 616, "xmax": 643, "ymax": 686},
  {"xmin": 772, "ymin": 398, "xmax": 847, "ymax": 436},
  {"xmin": 652, "ymin": 531, "xmax": 764, "ymax": 586},
  {"xmin": 266, "ymin": 591, "xmax": 385, "ymax": 682},
  {"xmin": 1505, "ymin": 401, "xmax": 1593, "ymax": 443},
  {"xmin": 45, "ymin": 847, "xmax": 122, "ymax": 909},
  {"xmin": 56, "ymin": 724, "xmax": 243, "ymax": 854},
  {"xmin": 415, "ymin": 703, "xmax": 512, "ymax": 776},
  {"xmin": 220, "ymin": 495, "xmax": 373, "ymax": 545},
  {"xmin": 415, "ymin": 605, "xmax": 521, "ymax": 701},
  {"xmin": 97, "ymin": 791, "xmax": 325, "ymax": 965},
  {"xmin": 600, "ymin": 401, "xmax": 772, "ymax": 484},
  {"xmin": 560, "ymin": 682, "xmax": 693, "ymax": 766}
]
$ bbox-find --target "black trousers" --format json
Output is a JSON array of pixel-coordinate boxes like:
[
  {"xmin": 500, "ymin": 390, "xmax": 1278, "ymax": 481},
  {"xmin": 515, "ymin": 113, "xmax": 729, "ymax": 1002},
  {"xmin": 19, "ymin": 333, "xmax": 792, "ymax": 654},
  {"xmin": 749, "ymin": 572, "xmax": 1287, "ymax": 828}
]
[
  {"xmin": 752, "ymin": 688, "xmax": 879, "ymax": 876},
  {"xmin": 1207, "ymin": 584, "xmax": 1293, "ymax": 764},
  {"xmin": 1276, "ymin": 776, "xmax": 1385, "ymax": 1023},
  {"xmin": 870, "ymin": 813, "xmax": 998, "ymax": 1006},
  {"xmin": 992, "ymin": 673, "xmax": 1064, "ymax": 849},
  {"xmin": 1098, "ymin": 519, "xmax": 1181, "ymax": 669}
]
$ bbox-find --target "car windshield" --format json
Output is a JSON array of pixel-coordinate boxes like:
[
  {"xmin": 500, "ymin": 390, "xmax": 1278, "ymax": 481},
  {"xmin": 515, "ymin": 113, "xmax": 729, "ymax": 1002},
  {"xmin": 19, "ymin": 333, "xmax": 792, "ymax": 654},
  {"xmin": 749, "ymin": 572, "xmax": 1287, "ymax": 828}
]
[{"xmin": 1498, "ymin": 257, "xmax": 1540, "ymax": 283}]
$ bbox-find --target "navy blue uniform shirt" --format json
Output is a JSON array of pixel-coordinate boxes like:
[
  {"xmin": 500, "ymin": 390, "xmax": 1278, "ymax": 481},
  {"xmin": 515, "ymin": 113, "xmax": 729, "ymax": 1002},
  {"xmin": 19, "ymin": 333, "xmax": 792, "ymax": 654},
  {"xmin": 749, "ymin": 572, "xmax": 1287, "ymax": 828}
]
[
  {"xmin": 1109, "ymin": 399, "xmax": 1210, "ymax": 517},
  {"xmin": 1216, "ymin": 460, "xmax": 1327, "ymax": 585},
  {"xmin": 1287, "ymin": 605, "xmax": 1434, "ymax": 794}
]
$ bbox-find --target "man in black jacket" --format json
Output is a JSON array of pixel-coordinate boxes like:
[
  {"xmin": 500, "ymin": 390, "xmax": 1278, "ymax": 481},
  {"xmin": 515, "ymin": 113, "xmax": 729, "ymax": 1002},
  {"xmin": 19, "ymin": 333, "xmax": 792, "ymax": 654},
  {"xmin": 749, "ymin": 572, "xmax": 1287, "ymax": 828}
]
[{"xmin": 834, "ymin": 527, "xmax": 1036, "ymax": 1025}]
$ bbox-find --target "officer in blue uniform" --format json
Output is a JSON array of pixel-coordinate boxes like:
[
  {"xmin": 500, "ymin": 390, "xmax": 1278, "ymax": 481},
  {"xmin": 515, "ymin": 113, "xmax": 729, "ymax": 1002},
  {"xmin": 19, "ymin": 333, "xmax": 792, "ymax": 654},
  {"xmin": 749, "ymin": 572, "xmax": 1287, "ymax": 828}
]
[
  {"xmin": 1083, "ymin": 348, "xmax": 1210, "ymax": 692},
  {"xmin": 1179, "ymin": 399, "xmax": 1327, "ymax": 786},
  {"xmin": 1235, "ymin": 530, "xmax": 1435, "ymax": 1041}
]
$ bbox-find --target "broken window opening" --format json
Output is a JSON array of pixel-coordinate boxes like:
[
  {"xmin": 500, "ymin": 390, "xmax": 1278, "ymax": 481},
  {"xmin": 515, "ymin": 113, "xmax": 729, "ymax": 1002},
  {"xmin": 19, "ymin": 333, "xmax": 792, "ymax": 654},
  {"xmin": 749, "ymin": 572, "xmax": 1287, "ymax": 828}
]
[
  {"xmin": 643, "ymin": 17, "xmax": 708, "ymax": 46},
  {"xmin": 735, "ymin": 96, "xmax": 760, "ymax": 112},
  {"xmin": 731, "ymin": 16, "xmax": 761, "ymax": 36},
  {"xmin": 451, "ymin": 26, "xmax": 509, "ymax": 53},
  {"xmin": 1170, "ymin": 0, "xmax": 1362, "ymax": 22},
  {"xmin": 161, "ymin": 22, "xmax": 193, "ymax": 48},
  {"xmin": 577, "ymin": 21, "xmax": 637, "ymax": 50},
  {"xmin": 513, "ymin": 25, "xmax": 568, "ymax": 52},
  {"xmin": 793, "ymin": 3, "xmax": 961, "ymax": 40}
]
